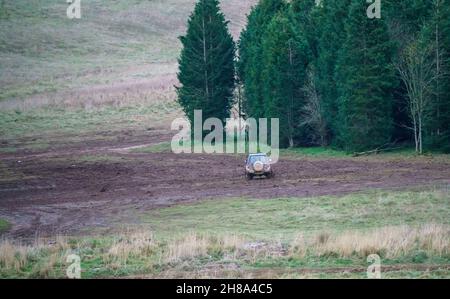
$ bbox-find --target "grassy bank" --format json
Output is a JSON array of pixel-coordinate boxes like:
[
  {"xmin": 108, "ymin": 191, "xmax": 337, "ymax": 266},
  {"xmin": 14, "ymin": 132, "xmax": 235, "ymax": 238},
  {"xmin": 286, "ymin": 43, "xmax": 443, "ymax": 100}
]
[{"xmin": 1, "ymin": 189, "xmax": 449, "ymax": 278}]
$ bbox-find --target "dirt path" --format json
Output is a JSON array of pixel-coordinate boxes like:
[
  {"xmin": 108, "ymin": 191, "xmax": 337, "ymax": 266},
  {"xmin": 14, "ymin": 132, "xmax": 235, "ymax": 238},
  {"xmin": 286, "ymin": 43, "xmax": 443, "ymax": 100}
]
[{"xmin": 1, "ymin": 131, "xmax": 449, "ymax": 239}]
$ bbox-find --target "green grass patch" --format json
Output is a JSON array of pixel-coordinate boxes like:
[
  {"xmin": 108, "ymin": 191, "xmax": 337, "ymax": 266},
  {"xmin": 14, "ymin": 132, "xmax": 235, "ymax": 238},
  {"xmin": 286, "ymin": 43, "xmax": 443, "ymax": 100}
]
[
  {"xmin": 0, "ymin": 219, "xmax": 11, "ymax": 232},
  {"xmin": 141, "ymin": 190, "xmax": 450, "ymax": 241},
  {"xmin": 133, "ymin": 142, "xmax": 172, "ymax": 153},
  {"xmin": 0, "ymin": 147, "xmax": 17, "ymax": 153},
  {"xmin": 74, "ymin": 155, "xmax": 128, "ymax": 164},
  {"xmin": 281, "ymin": 146, "xmax": 450, "ymax": 160},
  {"xmin": 281, "ymin": 147, "xmax": 349, "ymax": 158},
  {"xmin": 0, "ymin": 104, "xmax": 178, "ymax": 143}
]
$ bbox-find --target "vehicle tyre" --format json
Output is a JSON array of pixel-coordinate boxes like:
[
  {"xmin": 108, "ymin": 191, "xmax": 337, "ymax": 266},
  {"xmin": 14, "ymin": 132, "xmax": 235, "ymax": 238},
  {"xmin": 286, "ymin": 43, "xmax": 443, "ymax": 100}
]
[{"xmin": 246, "ymin": 173, "xmax": 253, "ymax": 180}]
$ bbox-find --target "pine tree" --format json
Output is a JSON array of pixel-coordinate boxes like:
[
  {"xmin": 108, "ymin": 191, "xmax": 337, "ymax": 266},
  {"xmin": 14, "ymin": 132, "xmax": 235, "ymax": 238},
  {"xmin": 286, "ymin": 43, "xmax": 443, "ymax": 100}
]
[
  {"xmin": 439, "ymin": 1, "xmax": 450, "ymax": 152},
  {"xmin": 177, "ymin": 0, "xmax": 235, "ymax": 136},
  {"xmin": 335, "ymin": 0, "xmax": 396, "ymax": 152},
  {"xmin": 289, "ymin": 0, "xmax": 323, "ymax": 145},
  {"xmin": 385, "ymin": 0, "xmax": 433, "ymax": 37},
  {"xmin": 261, "ymin": 12, "xmax": 311, "ymax": 148},
  {"xmin": 237, "ymin": 0, "xmax": 285, "ymax": 120},
  {"xmin": 290, "ymin": 0, "xmax": 319, "ymax": 58},
  {"xmin": 315, "ymin": 0, "xmax": 351, "ymax": 144},
  {"xmin": 422, "ymin": 0, "xmax": 450, "ymax": 152}
]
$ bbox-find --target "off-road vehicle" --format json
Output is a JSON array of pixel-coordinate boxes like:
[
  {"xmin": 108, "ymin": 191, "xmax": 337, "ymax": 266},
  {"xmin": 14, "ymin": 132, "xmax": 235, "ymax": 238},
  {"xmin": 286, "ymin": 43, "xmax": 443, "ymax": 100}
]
[{"xmin": 245, "ymin": 153, "xmax": 274, "ymax": 180}]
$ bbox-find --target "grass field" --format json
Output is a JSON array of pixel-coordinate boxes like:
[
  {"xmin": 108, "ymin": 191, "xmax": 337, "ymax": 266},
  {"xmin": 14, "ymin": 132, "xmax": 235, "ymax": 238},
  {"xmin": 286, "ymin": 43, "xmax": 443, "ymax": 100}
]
[
  {"xmin": 0, "ymin": 0, "xmax": 255, "ymax": 153},
  {"xmin": 0, "ymin": 0, "xmax": 256, "ymax": 110},
  {"xmin": 1, "ymin": 0, "xmax": 449, "ymax": 281},
  {"xmin": 1, "ymin": 189, "xmax": 449, "ymax": 278},
  {"xmin": 142, "ymin": 190, "xmax": 450, "ymax": 240},
  {"xmin": 0, "ymin": 102, "xmax": 180, "ymax": 140}
]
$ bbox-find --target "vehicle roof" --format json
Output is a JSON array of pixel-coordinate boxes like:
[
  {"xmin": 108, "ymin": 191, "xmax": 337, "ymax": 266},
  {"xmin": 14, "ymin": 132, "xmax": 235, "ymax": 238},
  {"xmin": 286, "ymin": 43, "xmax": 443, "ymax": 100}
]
[{"xmin": 248, "ymin": 153, "xmax": 268, "ymax": 157}]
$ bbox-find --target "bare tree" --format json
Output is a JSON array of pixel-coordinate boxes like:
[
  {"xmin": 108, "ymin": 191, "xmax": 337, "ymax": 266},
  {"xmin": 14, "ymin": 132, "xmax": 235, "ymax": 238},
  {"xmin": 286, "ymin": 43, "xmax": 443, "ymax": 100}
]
[
  {"xmin": 300, "ymin": 68, "xmax": 328, "ymax": 146},
  {"xmin": 396, "ymin": 40, "xmax": 443, "ymax": 154}
]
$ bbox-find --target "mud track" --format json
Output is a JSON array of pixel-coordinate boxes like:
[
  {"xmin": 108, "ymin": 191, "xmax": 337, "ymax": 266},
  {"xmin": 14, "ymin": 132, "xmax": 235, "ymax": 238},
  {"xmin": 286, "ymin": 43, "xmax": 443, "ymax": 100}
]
[{"xmin": 1, "ymin": 130, "xmax": 449, "ymax": 239}]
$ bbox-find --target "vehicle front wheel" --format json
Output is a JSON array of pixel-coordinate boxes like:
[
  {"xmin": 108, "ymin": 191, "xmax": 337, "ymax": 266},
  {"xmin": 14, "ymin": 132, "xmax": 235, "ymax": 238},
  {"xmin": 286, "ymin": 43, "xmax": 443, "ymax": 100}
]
[{"xmin": 246, "ymin": 173, "xmax": 254, "ymax": 180}]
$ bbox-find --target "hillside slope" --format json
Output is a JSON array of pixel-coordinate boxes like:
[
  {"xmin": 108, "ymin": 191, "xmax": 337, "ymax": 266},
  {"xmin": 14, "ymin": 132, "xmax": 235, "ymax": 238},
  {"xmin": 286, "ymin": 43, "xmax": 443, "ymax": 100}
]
[{"xmin": 0, "ymin": 0, "xmax": 257, "ymax": 109}]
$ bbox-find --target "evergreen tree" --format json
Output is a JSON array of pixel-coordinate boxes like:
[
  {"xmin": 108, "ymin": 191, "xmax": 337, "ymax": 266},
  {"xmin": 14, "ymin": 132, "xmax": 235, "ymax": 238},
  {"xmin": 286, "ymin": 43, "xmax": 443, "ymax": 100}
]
[
  {"xmin": 315, "ymin": 0, "xmax": 351, "ymax": 144},
  {"xmin": 335, "ymin": 0, "xmax": 396, "ymax": 152},
  {"xmin": 422, "ymin": 0, "xmax": 450, "ymax": 152},
  {"xmin": 289, "ymin": 0, "xmax": 323, "ymax": 145},
  {"xmin": 237, "ymin": 0, "xmax": 449, "ymax": 153},
  {"xmin": 439, "ymin": 1, "xmax": 450, "ymax": 152},
  {"xmin": 238, "ymin": 0, "xmax": 285, "ymax": 120},
  {"xmin": 177, "ymin": 0, "xmax": 235, "ymax": 136},
  {"xmin": 385, "ymin": 0, "xmax": 433, "ymax": 37},
  {"xmin": 261, "ymin": 12, "xmax": 311, "ymax": 147},
  {"xmin": 290, "ymin": 0, "xmax": 319, "ymax": 58}
]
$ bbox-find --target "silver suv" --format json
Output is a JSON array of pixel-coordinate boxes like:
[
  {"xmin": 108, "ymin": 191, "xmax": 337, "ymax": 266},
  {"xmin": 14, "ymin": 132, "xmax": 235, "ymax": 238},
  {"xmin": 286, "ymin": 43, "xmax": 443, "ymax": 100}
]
[{"xmin": 245, "ymin": 153, "xmax": 274, "ymax": 180}]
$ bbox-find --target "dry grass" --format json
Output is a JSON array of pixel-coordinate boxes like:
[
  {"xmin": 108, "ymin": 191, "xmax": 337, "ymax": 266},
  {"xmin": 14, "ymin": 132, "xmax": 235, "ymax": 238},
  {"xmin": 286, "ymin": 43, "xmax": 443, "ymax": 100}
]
[
  {"xmin": 0, "ymin": 77, "xmax": 179, "ymax": 111},
  {"xmin": 289, "ymin": 224, "xmax": 450, "ymax": 259},
  {"xmin": 0, "ymin": 240, "xmax": 29, "ymax": 271},
  {"xmin": 0, "ymin": 236, "xmax": 70, "ymax": 276},
  {"xmin": 0, "ymin": 0, "xmax": 257, "ymax": 110},
  {"xmin": 162, "ymin": 233, "xmax": 282, "ymax": 264},
  {"xmin": 104, "ymin": 231, "xmax": 157, "ymax": 267},
  {"xmin": 1, "ymin": 224, "xmax": 449, "ymax": 278},
  {"xmin": 220, "ymin": 234, "xmax": 247, "ymax": 252},
  {"xmin": 164, "ymin": 233, "xmax": 210, "ymax": 263}
]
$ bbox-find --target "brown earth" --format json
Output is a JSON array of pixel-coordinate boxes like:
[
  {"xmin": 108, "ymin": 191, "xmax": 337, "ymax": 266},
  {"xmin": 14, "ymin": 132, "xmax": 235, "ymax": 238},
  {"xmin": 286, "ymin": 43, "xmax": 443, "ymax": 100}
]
[{"xmin": 1, "ymin": 130, "xmax": 449, "ymax": 239}]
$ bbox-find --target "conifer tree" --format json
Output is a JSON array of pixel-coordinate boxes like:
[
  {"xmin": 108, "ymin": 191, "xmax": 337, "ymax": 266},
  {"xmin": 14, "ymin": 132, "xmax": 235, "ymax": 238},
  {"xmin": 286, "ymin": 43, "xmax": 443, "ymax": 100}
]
[
  {"xmin": 177, "ymin": 0, "xmax": 235, "ymax": 136},
  {"xmin": 290, "ymin": 0, "xmax": 319, "ymax": 58},
  {"xmin": 238, "ymin": 0, "xmax": 285, "ymax": 120},
  {"xmin": 439, "ymin": 1, "xmax": 450, "ymax": 152},
  {"xmin": 424, "ymin": 0, "xmax": 450, "ymax": 152},
  {"xmin": 261, "ymin": 12, "xmax": 311, "ymax": 147},
  {"xmin": 315, "ymin": 0, "xmax": 351, "ymax": 143},
  {"xmin": 422, "ymin": 0, "xmax": 450, "ymax": 152},
  {"xmin": 335, "ymin": 0, "xmax": 396, "ymax": 152}
]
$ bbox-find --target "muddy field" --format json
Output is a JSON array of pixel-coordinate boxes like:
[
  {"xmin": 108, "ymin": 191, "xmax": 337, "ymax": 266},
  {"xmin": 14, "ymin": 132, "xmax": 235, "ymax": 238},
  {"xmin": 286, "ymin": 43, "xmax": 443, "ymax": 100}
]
[{"xmin": 1, "ymin": 130, "xmax": 449, "ymax": 239}]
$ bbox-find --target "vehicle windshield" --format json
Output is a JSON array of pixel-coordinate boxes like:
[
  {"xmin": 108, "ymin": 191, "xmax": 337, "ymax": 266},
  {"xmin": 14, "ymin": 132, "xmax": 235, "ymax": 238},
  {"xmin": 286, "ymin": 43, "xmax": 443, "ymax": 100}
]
[{"xmin": 248, "ymin": 155, "xmax": 269, "ymax": 164}]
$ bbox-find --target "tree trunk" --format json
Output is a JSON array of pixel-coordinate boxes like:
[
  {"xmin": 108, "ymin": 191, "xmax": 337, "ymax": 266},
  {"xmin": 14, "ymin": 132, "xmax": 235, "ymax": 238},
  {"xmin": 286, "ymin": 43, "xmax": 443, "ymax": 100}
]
[
  {"xmin": 202, "ymin": 17, "xmax": 209, "ymax": 100},
  {"xmin": 413, "ymin": 114, "xmax": 419, "ymax": 153},
  {"xmin": 418, "ymin": 114, "xmax": 423, "ymax": 154},
  {"xmin": 288, "ymin": 39, "xmax": 295, "ymax": 148}
]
